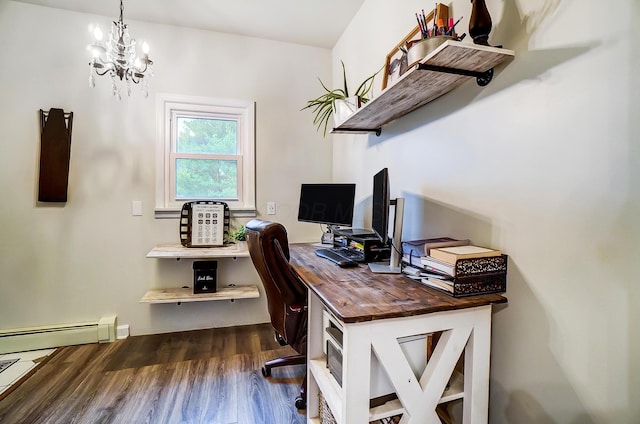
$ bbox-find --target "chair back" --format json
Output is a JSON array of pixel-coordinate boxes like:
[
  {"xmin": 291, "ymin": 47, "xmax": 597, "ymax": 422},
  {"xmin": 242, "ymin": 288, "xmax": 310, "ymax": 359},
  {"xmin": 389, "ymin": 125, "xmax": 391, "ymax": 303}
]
[{"xmin": 245, "ymin": 219, "xmax": 307, "ymax": 351}]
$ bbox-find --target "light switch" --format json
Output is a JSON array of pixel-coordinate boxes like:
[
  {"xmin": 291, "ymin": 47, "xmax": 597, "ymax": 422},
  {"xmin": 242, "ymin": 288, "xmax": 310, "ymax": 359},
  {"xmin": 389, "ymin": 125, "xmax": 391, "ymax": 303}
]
[{"xmin": 132, "ymin": 200, "xmax": 143, "ymax": 216}]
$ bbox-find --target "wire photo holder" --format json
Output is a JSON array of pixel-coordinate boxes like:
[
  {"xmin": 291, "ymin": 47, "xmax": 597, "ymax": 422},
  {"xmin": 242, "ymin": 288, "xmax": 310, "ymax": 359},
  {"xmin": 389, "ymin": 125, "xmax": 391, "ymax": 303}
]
[{"xmin": 179, "ymin": 201, "xmax": 230, "ymax": 247}]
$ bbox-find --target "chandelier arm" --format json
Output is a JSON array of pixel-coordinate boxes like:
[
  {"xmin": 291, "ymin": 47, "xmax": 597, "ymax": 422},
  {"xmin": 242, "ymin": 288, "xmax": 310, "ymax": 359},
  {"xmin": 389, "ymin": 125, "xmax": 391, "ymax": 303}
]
[
  {"xmin": 136, "ymin": 63, "xmax": 149, "ymax": 74},
  {"xmin": 93, "ymin": 67, "xmax": 113, "ymax": 77}
]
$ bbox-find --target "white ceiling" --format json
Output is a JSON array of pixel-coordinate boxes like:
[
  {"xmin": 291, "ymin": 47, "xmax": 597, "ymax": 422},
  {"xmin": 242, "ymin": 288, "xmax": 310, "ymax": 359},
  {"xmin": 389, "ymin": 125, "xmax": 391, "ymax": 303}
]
[{"xmin": 14, "ymin": 0, "xmax": 365, "ymax": 48}]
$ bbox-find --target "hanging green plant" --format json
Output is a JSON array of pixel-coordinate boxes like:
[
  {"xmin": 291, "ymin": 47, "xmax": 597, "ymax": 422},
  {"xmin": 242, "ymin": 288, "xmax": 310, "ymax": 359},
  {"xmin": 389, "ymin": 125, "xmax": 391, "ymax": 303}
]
[{"xmin": 302, "ymin": 61, "xmax": 381, "ymax": 136}]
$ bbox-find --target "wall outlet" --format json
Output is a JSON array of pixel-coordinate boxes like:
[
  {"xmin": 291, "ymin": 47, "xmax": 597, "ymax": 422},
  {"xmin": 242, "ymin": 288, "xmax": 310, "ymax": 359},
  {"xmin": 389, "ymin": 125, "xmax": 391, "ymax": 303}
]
[{"xmin": 267, "ymin": 202, "xmax": 276, "ymax": 215}]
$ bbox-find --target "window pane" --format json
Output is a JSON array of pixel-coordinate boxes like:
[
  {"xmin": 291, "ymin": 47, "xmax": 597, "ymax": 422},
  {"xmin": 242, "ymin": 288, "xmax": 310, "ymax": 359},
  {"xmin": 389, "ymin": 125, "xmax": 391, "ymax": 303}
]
[
  {"xmin": 175, "ymin": 158, "xmax": 238, "ymax": 199},
  {"xmin": 176, "ymin": 117, "xmax": 237, "ymax": 154}
]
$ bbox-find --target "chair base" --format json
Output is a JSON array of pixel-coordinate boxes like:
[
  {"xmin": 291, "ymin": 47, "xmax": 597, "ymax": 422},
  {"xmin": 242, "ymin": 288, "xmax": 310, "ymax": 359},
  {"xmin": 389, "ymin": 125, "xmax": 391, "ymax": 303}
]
[
  {"xmin": 261, "ymin": 354, "xmax": 307, "ymax": 409},
  {"xmin": 295, "ymin": 373, "xmax": 307, "ymax": 409},
  {"xmin": 295, "ymin": 395, "xmax": 306, "ymax": 409},
  {"xmin": 261, "ymin": 353, "xmax": 306, "ymax": 376}
]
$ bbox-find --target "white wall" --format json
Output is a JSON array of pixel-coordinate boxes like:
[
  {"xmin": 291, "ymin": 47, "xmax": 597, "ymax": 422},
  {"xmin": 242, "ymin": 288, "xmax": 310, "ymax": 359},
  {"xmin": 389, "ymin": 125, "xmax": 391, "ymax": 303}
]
[
  {"xmin": 333, "ymin": 0, "xmax": 639, "ymax": 423},
  {"xmin": 0, "ymin": 1, "xmax": 333, "ymax": 335}
]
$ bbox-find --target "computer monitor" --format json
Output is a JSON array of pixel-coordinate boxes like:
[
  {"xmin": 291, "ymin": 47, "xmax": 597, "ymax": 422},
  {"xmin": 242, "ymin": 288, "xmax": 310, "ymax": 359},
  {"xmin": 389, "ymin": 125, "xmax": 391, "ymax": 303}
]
[
  {"xmin": 369, "ymin": 168, "xmax": 404, "ymax": 274},
  {"xmin": 371, "ymin": 168, "xmax": 390, "ymax": 244},
  {"xmin": 297, "ymin": 183, "xmax": 356, "ymax": 227}
]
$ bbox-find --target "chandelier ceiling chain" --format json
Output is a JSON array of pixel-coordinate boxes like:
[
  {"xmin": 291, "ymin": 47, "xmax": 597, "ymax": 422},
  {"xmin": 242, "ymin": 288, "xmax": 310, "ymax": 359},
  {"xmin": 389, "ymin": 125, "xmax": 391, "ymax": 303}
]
[{"xmin": 88, "ymin": 0, "xmax": 153, "ymax": 99}]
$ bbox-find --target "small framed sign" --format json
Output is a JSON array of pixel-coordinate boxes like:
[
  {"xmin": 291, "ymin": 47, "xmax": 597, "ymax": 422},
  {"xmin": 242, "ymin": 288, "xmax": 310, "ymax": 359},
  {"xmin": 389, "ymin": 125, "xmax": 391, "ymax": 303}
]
[{"xmin": 179, "ymin": 201, "xmax": 230, "ymax": 247}]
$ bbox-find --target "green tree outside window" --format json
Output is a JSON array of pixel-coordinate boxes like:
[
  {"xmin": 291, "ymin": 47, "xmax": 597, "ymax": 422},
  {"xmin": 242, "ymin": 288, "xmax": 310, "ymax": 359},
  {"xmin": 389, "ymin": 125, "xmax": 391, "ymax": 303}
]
[{"xmin": 175, "ymin": 117, "xmax": 239, "ymax": 199}]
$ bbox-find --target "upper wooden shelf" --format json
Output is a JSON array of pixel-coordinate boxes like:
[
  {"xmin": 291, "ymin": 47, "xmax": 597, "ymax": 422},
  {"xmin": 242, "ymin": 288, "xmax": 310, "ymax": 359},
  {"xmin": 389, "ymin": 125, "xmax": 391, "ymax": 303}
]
[
  {"xmin": 332, "ymin": 40, "xmax": 515, "ymax": 134},
  {"xmin": 146, "ymin": 243, "xmax": 250, "ymax": 259}
]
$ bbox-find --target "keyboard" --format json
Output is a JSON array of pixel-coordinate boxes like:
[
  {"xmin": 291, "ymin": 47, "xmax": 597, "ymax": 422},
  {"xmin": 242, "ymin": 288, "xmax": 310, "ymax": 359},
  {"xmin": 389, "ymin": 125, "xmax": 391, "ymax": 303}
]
[
  {"xmin": 315, "ymin": 248, "xmax": 359, "ymax": 267},
  {"xmin": 330, "ymin": 246, "xmax": 365, "ymax": 262}
]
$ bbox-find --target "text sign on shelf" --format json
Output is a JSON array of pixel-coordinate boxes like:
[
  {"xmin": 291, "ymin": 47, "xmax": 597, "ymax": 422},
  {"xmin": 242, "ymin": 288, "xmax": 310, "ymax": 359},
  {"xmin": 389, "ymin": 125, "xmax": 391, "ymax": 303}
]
[
  {"xmin": 179, "ymin": 201, "xmax": 230, "ymax": 247},
  {"xmin": 189, "ymin": 203, "xmax": 225, "ymax": 246}
]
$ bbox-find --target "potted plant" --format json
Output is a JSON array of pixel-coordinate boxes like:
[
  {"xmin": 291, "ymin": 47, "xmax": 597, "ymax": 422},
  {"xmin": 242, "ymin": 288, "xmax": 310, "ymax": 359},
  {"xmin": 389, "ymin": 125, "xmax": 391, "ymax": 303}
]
[
  {"xmin": 302, "ymin": 61, "xmax": 380, "ymax": 136},
  {"xmin": 229, "ymin": 224, "xmax": 247, "ymax": 250}
]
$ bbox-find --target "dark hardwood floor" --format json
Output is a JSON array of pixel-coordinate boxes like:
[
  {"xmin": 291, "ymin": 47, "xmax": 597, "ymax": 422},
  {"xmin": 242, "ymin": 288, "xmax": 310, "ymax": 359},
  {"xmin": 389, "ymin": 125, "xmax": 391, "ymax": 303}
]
[{"xmin": 0, "ymin": 324, "xmax": 307, "ymax": 424}]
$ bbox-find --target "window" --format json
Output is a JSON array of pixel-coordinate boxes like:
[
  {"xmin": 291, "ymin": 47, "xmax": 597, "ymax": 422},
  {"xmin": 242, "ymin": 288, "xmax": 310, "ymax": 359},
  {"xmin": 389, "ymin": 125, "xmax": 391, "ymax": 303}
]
[{"xmin": 156, "ymin": 94, "xmax": 256, "ymax": 218}]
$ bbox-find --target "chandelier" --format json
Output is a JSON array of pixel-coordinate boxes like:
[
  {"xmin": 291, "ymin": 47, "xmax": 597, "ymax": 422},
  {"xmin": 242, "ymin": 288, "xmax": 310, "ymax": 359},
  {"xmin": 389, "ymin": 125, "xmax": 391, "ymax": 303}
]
[{"xmin": 88, "ymin": 0, "xmax": 153, "ymax": 99}]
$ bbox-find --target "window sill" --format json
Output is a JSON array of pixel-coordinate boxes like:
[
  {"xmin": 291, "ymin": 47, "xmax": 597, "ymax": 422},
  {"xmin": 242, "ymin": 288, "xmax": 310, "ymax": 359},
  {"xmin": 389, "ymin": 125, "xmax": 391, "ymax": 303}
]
[{"xmin": 154, "ymin": 208, "xmax": 257, "ymax": 219}]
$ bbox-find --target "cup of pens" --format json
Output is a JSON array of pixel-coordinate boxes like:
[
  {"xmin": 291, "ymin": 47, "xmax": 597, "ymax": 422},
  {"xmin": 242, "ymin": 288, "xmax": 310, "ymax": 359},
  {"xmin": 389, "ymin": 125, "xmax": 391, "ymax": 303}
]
[
  {"xmin": 408, "ymin": 10, "xmax": 464, "ymax": 68},
  {"xmin": 406, "ymin": 35, "xmax": 457, "ymax": 68}
]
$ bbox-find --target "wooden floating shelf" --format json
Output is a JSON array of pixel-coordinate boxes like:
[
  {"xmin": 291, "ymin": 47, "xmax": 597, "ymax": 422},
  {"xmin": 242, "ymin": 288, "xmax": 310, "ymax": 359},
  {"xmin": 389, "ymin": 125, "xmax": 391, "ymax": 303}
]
[
  {"xmin": 144, "ymin": 244, "xmax": 259, "ymax": 304},
  {"xmin": 146, "ymin": 243, "xmax": 250, "ymax": 259},
  {"xmin": 332, "ymin": 40, "xmax": 514, "ymax": 135},
  {"xmin": 140, "ymin": 285, "xmax": 259, "ymax": 304}
]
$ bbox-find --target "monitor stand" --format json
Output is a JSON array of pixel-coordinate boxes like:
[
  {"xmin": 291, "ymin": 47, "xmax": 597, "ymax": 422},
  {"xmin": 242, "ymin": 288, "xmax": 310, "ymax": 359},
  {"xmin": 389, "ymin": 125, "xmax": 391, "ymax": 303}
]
[
  {"xmin": 334, "ymin": 228, "xmax": 375, "ymax": 237},
  {"xmin": 321, "ymin": 231, "xmax": 334, "ymax": 245},
  {"xmin": 368, "ymin": 197, "xmax": 404, "ymax": 274},
  {"xmin": 368, "ymin": 262, "xmax": 401, "ymax": 274}
]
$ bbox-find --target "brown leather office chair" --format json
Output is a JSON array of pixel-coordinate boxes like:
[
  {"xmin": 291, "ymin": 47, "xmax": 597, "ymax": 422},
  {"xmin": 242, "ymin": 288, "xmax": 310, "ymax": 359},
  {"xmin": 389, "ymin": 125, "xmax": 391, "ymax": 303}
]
[{"xmin": 245, "ymin": 219, "xmax": 308, "ymax": 409}]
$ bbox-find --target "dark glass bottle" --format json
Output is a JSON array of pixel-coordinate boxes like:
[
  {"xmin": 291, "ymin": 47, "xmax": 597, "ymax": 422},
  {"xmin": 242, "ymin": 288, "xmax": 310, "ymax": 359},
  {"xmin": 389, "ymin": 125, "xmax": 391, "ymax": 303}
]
[{"xmin": 469, "ymin": 0, "xmax": 492, "ymax": 45}]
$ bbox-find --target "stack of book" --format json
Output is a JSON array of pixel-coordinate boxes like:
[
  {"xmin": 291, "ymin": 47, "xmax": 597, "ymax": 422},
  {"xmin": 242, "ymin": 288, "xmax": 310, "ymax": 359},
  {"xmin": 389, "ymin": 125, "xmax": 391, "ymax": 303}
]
[{"xmin": 401, "ymin": 239, "xmax": 507, "ymax": 297}]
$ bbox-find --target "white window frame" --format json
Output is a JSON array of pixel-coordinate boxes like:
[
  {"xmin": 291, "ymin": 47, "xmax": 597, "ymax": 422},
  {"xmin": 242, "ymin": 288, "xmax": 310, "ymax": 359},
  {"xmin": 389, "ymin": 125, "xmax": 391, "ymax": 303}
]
[{"xmin": 155, "ymin": 94, "xmax": 256, "ymax": 218}]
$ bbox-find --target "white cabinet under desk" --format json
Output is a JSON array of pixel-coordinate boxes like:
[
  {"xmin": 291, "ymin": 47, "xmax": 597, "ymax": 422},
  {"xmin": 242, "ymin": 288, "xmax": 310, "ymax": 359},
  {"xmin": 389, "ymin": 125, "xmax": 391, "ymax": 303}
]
[
  {"xmin": 141, "ymin": 243, "xmax": 259, "ymax": 304},
  {"xmin": 289, "ymin": 243, "xmax": 507, "ymax": 424}
]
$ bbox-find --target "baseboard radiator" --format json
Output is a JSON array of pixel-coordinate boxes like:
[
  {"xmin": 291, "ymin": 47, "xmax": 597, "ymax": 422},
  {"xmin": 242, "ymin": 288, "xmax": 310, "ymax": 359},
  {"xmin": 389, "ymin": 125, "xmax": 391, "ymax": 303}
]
[{"xmin": 0, "ymin": 315, "xmax": 117, "ymax": 354}]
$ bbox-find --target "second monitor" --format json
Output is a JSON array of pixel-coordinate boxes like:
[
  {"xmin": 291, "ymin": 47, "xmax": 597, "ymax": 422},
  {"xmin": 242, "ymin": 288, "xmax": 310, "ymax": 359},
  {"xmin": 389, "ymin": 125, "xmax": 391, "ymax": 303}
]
[{"xmin": 368, "ymin": 168, "xmax": 404, "ymax": 274}]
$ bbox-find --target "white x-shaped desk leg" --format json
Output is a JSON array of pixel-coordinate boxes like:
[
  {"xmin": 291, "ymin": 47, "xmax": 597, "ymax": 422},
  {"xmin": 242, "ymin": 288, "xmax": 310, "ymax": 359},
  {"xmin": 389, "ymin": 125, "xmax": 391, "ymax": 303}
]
[{"xmin": 366, "ymin": 306, "xmax": 492, "ymax": 423}]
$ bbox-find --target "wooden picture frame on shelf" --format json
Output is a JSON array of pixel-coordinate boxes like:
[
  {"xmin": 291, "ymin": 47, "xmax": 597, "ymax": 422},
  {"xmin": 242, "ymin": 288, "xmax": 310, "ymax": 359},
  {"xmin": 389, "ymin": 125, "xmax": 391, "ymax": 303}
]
[{"xmin": 381, "ymin": 3, "xmax": 449, "ymax": 91}]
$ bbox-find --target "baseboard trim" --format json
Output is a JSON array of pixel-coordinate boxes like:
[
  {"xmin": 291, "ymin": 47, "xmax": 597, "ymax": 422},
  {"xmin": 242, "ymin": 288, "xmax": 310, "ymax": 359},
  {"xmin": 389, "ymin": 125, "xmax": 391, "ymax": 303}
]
[{"xmin": 117, "ymin": 324, "xmax": 130, "ymax": 340}]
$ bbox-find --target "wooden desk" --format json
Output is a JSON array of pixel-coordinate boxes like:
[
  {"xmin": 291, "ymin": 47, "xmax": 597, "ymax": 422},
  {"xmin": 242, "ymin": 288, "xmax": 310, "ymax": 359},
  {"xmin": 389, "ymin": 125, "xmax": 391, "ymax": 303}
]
[{"xmin": 289, "ymin": 243, "xmax": 507, "ymax": 424}]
